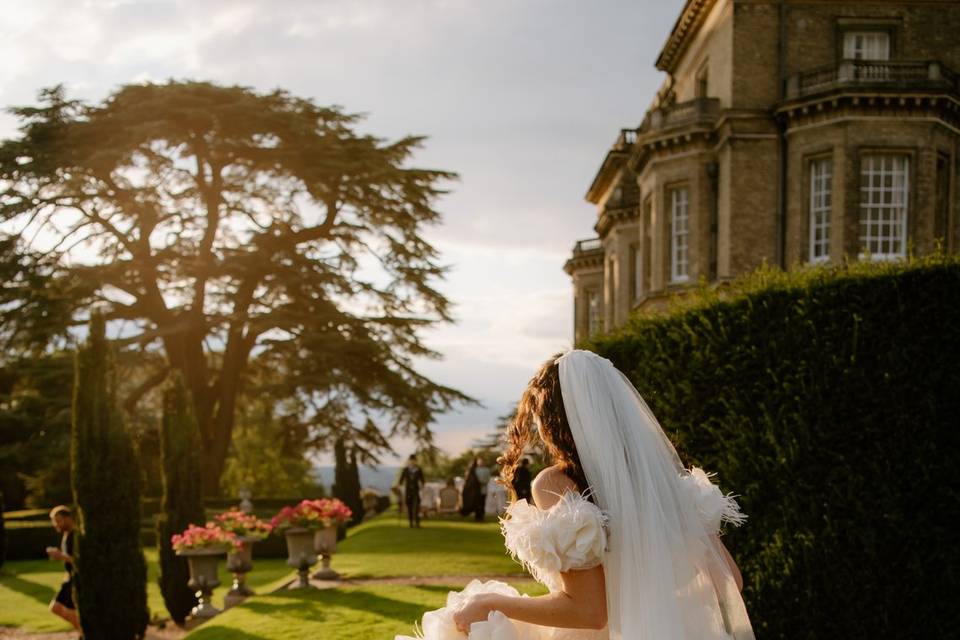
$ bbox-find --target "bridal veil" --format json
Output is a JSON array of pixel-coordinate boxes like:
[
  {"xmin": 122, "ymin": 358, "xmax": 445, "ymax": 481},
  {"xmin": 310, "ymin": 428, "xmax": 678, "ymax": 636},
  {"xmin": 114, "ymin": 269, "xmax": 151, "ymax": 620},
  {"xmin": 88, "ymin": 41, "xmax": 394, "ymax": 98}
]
[{"xmin": 556, "ymin": 350, "xmax": 755, "ymax": 640}]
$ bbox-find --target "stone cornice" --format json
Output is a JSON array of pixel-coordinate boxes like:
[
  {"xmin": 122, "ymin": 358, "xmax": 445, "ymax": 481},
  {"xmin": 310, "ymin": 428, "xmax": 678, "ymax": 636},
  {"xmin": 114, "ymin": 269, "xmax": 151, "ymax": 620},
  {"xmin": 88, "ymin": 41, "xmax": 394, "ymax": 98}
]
[
  {"xmin": 595, "ymin": 204, "xmax": 640, "ymax": 239},
  {"xmin": 776, "ymin": 92, "xmax": 960, "ymax": 133},
  {"xmin": 563, "ymin": 250, "xmax": 604, "ymax": 276},
  {"xmin": 655, "ymin": 0, "xmax": 719, "ymax": 73}
]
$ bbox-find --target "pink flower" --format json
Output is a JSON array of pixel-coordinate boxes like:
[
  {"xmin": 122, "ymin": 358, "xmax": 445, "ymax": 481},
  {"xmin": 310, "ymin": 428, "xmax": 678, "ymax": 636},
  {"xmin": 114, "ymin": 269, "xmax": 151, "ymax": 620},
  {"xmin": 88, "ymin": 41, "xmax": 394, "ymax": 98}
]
[
  {"xmin": 270, "ymin": 498, "xmax": 354, "ymax": 532},
  {"xmin": 171, "ymin": 523, "xmax": 242, "ymax": 553},
  {"xmin": 215, "ymin": 509, "xmax": 272, "ymax": 540}
]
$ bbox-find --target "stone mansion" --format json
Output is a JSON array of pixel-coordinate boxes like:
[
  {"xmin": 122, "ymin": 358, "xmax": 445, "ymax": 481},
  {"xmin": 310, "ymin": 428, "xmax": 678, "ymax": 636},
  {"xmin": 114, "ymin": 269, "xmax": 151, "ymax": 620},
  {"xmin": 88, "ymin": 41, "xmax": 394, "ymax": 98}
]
[{"xmin": 564, "ymin": 0, "xmax": 960, "ymax": 342}]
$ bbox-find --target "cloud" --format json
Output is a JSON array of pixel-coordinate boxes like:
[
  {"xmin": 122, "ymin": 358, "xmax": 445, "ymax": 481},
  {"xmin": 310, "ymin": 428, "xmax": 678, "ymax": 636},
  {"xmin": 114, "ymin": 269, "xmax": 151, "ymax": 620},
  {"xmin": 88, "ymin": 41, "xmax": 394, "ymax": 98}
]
[{"xmin": 0, "ymin": 0, "xmax": 686, "ymax": 461}]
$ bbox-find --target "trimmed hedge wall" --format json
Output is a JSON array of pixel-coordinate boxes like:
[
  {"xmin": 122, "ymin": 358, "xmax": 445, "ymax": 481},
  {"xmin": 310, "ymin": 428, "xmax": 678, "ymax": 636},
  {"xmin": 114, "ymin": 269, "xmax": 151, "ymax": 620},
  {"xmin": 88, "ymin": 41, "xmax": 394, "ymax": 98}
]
[{"xmin": 586, "ymin": 256, "xmax": 960, "ymax": 639}]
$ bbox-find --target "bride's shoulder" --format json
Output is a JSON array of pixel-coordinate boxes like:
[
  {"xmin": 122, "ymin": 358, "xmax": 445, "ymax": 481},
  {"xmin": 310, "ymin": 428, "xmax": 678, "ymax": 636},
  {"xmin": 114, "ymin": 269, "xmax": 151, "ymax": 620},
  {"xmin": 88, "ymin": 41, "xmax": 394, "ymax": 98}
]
[{"xmin": 531, "ymin": 465, "xmax": 578, "ymax": 510}]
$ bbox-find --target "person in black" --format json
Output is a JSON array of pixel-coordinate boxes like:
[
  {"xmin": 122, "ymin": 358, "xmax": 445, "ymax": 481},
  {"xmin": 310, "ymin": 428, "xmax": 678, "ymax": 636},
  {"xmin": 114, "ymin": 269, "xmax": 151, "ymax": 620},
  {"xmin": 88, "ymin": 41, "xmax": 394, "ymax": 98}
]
[
  {"xmin": 460, "ymin": 458, "xmax": 480, "ymax": 519},
  {"xmin": 512, "ymin": 457, "xmax": 533, "ymax": 503},
  {"xmin": 46, "ymin": 505, "xmax": 80, "ymax": 632},
  {"xmin": 398, "ymin": 454, "xmax": 425, "ymax": 528}
]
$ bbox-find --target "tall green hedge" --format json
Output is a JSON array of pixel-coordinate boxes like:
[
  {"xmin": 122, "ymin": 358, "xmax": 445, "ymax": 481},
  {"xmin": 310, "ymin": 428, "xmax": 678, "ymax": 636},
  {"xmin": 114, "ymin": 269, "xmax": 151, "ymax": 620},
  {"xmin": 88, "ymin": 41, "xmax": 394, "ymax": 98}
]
[
  {"xmin": 71, "ymin": 314, "xmax": 149, "ymax": 639},
  {"xmin": 0, "ymin": 491, "xmax": 6, "ymax": 570},
  {"xmin": 156, "ymin": 373, "xmax": 205, "ymax": 625},
  {"xmin": 586, "ymin": 256, "xmax": 960, "ymax": 640}
]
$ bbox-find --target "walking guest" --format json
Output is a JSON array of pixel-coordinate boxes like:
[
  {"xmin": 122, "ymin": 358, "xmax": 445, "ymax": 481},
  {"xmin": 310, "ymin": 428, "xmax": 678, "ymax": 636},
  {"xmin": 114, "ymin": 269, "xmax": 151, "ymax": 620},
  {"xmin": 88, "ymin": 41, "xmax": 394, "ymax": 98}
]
[
  {"xmin": 512, "ymin": 457, "xmax": 533, "ymax": 502},
  {"xmin": 473, "ymin": 457, "xmax": 491, "ymax": 522},
  {"xmin": 45, "ymin": 505, "xmax": 80, "ymax": 633},
  {"xmin": 398, "ymin": 454, "xmax": 425, "ymax": 528}
]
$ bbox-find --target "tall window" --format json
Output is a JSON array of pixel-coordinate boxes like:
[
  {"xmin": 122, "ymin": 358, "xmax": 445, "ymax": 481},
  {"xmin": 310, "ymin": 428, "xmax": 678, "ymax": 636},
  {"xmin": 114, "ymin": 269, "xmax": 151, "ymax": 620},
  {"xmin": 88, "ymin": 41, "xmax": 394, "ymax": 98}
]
[
  {"xmin": 860, "ymin": 155, "xmax": 909, "ymax": 260},
  {"xmin": 630, "ymin": 243, "xmax": 642, "ymax": 301},
  {"xmin": 809, "ymin": 158, "xmax": 832, "ymax": 263},
  {"xmin": 606, "ymin": 256, "xmax": 620, "ymax": 323},
  {"xmin": 669, "ymin": 187, "xmax": 690, "ymax": 283},
  {"xmin": 935, "ymin": 152, "xmax": 950, "ymax": 246},
  {"xmin": 843, "ymin": 31, "xmax": 890, "ymax": 61},
  {"xmin": 642, "ymin": 197, "xmax": 653, "ymax": 293},
  {"xmin": 587, "ymin": 289, "xmax": 600, "ymax": 335}
]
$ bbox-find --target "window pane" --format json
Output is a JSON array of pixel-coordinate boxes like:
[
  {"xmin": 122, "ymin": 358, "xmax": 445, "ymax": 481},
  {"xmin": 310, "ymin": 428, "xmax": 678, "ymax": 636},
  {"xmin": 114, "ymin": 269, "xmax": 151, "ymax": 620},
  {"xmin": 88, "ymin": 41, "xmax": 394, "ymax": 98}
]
[
  {"xmin": 859, "ymin": 154, "xmax": 908, "ymax": 259},
  {"xmin": 844, "ymin": 31, "xmax": 890, "ymax": 61},
  {"xmin": 809, "ymin": 158, "xmax": 832, "ymax": 262},
  {"xmin": 670, "ymin": 187, "xmax": 690, "ymax": 282}
]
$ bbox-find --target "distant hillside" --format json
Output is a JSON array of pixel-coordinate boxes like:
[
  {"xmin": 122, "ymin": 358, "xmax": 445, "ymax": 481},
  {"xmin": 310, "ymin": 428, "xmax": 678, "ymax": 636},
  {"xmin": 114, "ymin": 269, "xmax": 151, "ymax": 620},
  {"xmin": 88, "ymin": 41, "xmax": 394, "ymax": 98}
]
[{"xmin": 313, "ymin": 465, "xmax": 401, "ymax": 495}]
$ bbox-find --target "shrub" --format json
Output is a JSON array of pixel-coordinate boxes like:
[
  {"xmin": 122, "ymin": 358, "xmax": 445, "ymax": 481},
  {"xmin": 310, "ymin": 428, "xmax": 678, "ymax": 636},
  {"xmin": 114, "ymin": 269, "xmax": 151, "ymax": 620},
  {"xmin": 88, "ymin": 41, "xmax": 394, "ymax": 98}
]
[
  {"xmin": 71, "ymin": 313, "xmax": 149, "ymax": 638},
  {"xmin": 156, "ymin": 373, "xmax": 205, "ymax": 625},
  {"xmin": 0, "ymin": 491, "xmax": 5, "ymax": 570},
  {"xmin": 586, "ymin": 255, "xmax": 960, "ymax": 639},
  {"xmin": 332, "ymin": 438, "xmax": 364, "ymax": 525}
]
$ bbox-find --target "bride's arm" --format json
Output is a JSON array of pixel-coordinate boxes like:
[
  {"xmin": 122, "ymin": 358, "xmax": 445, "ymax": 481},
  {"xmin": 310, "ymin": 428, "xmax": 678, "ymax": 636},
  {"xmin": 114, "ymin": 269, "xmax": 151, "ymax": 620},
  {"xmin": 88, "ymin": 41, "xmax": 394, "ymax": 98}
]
[
  {"xmin": 453, "ymin": 468, "xmax": 608, "ymax": 632},
  {"xmin": 714, "ymin": 535, "xmax": 744, "ymax": 591},
  {"xmin": 455, "ymin": 566, "xmax": 607, "ymax": 631}
]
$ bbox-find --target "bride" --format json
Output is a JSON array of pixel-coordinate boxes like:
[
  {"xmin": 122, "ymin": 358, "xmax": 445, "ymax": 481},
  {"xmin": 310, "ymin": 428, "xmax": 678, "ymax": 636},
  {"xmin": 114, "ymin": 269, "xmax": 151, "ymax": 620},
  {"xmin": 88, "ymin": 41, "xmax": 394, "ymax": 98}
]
[{"xmin": 397, "ymin": 349, "xmax": 755, "ymax": 640}]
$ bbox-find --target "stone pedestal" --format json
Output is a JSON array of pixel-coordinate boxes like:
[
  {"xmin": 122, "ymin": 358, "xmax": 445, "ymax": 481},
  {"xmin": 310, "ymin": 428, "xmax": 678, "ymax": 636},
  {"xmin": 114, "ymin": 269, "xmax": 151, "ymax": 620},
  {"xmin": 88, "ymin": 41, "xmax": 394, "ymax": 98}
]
[
  {"xmin": 179, "ymin": 548, "xmax": 225, "ymax": 619},
  {"xmin": 224, "ymin": 538, "xmax": 256, "ymax": 607},
  {"xmin": 312, "ymin": 526, "xmax": 340, "ymax": 580},
  {"xmin": 284, "ymin": 527, "xmax": 317, "ymax": 589}
]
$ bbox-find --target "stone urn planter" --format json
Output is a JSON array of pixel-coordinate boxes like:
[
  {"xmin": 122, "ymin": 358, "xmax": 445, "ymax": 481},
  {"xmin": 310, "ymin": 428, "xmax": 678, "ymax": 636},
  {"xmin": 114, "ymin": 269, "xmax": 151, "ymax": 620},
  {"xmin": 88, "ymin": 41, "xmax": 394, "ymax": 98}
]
[
  {"xmin": 312, "ymin": 526, "xmax": 340, "ymax": 580},
  {"xmin": 283, "ymin": 527, "xmax": 317, "ymax": 589},
  {"xmin": 223, "ymin": 536, "xmax": 257, "ymax": 607},
  {"xmin": 177, "ymin": 547, "xmax": 225, "ymax": 619}
]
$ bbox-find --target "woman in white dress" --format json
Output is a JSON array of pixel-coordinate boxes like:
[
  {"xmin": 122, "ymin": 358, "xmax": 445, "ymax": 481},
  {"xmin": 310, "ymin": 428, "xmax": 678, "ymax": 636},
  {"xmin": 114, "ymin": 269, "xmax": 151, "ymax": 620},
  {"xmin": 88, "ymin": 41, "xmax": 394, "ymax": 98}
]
[{"xmin": 398, "ymin": 350, "xmax": 755, "ymax": 640}]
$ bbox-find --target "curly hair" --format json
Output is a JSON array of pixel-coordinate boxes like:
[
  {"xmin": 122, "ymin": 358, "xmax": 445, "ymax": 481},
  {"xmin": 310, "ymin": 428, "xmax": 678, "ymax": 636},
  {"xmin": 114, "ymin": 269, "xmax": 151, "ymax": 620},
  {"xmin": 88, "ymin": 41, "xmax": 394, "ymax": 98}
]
[{"xmin": 498, "ymin": 353, "xmax": 590, "ymax": 500}]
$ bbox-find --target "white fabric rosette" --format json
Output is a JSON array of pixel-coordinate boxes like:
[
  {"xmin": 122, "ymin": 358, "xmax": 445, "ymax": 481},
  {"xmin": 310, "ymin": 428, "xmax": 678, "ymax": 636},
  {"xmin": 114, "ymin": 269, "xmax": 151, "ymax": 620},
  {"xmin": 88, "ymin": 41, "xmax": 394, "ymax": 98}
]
[
  {"xmin": 679, "ymin": 466, "xmax": 748, "ymax": 534},
  {"xmin": 500, "ymin": 492, "xmax": 607, "ymax": 592},
  {"xmin": 395, "ymin": 579, "xmax": 542, "ymax": 640}
]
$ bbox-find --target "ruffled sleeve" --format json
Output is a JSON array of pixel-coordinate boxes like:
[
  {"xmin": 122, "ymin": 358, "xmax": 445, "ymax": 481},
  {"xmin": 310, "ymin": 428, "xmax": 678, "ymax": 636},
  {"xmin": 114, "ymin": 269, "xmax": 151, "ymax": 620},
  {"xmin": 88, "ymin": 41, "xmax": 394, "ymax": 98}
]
[
  {"xmin": 679, "ymin": 466, "xmax": 747, "ymax": 534},
  {"xmin": 500, "ymin": 491, "xmax": 607, "ymax": 591}
]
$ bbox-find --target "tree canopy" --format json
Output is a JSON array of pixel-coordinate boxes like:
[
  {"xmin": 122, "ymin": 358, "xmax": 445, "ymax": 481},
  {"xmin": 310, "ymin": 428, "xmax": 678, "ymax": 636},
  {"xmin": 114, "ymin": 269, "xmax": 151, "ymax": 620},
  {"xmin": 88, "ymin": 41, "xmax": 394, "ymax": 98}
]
[{"xmin": 0, "ymin": 81, "xmax": 472, "ymax": 493}]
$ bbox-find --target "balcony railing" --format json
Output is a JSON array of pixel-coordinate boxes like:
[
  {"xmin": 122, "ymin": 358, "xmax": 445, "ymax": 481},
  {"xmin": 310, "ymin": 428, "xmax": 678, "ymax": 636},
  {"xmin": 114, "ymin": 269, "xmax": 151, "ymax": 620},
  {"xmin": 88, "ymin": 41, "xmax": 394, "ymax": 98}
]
[
  {"xmin": 786, "ymin": 60, "xmax": 959, "ymax": 100},
  {"xmin": 572, "ymin": 238, "xmax": 603, "ymax": 255},
  {"xmin": 641, "ymin": 97, "xmax": 721, "ymax": 133}
]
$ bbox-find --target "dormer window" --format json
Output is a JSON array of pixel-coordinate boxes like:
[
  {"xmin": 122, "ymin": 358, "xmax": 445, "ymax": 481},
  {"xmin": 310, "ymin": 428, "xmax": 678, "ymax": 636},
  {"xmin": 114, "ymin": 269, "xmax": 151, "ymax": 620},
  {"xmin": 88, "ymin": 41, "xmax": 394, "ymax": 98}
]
[{"xmin": 843, "ymin": 31, "xmax": 890, "ymax": 61}]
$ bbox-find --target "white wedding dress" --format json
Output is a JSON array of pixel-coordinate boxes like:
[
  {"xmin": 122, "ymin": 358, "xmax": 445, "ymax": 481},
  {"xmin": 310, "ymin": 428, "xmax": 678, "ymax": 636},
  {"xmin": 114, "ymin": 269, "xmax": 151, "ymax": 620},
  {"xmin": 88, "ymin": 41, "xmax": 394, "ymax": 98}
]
[
  {"xmin": 398, "ymin": 350, "xmax": 755, "ymax": 640},
  {"xmin": 396, "ymin": 467, "xmax": 741, "ymax": 640}
]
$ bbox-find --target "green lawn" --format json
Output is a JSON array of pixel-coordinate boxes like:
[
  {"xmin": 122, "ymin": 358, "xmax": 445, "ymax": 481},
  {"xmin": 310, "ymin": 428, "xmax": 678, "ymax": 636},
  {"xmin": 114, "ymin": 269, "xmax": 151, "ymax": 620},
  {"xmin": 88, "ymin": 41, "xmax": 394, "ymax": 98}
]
[
  {"xmin": 0, "ymin": 512, "xmax": 534, "ymax": 638},
  {"xmin": 186, "ymin": 581, "xmax": 547, "ymax": 640},
  {"xmin": 0, "ymin": 550, "xmax": 292, "ymax": 633},
  {"xmin": 333, "ymin": 513, "xmax": 524, "ymax": 578}
]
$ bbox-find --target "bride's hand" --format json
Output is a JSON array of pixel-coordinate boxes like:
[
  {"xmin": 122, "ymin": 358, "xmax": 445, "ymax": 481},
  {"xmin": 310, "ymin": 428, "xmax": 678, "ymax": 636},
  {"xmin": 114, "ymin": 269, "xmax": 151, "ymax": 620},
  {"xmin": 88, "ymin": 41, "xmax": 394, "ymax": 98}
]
[{"xmin": 453, "ymin": 593, "xmax": 495, "ymax": 634}]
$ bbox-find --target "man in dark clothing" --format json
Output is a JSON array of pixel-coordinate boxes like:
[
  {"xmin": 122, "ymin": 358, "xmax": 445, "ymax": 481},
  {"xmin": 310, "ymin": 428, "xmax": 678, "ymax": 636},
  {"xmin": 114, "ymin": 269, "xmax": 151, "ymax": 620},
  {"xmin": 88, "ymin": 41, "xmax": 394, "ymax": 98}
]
[
  {"xmin": 398, "ymin": 454, "xmax": 425, "ymax": 528},
  {"xmin": 46, "ymin": 505, "xmax": 80, "ymax": 632},
  {"xmin": 513, "ymin": 457, "xmax": 533, "ymax": 502}
]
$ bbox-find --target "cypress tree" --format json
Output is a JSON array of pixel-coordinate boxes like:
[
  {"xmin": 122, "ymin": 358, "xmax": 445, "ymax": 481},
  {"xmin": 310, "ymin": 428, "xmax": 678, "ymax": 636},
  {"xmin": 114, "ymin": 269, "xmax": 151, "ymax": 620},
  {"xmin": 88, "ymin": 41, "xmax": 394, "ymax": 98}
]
[
  {"xmin": 332, "ymin": 438, "xmax": 364, "ymax": 525},
  {"xmin": 156, "ymin": 373, "xmax": 205, "ymax": 624},
  {"xmin": 71, "ymin": 313, "xmax": 149, "ymax": 639}
]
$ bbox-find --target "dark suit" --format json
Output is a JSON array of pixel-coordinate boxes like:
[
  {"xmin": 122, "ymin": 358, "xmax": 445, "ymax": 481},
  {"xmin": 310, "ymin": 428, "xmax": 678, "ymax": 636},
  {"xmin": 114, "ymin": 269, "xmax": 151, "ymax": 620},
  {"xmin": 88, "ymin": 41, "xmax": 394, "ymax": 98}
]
[{"xmin": 399, "ymin": 465, "xmax": 424, "ymax": 527}]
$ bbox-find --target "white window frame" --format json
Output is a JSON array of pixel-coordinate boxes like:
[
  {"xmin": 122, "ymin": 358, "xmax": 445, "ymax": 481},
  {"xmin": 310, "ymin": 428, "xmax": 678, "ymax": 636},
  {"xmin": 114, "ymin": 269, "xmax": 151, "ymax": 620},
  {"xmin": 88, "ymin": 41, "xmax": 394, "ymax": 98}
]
[
  {"xmin": 859, "ymin": 154, "xmax": 909, "ymax": 261},
  {"xmin": 669, "ymin": 187, "xmax": 690, "ymax": 283},
  {"xmin": 843, "ymin": 31, "xmax": 890, "ymax": 61},
  {"xmin": 809, "ymin": 157, "xmax": 832, "ymax": 263},
  {"xmin": 587, "ymin": 289, "xmax": 601, "ymax": 335},
  {"xmin": 606, "ymin": 255, "xmax": 617, "ymax": 317},
  {"xmin": 630, "ymin": 243, "xmax": 642, "ymax": 301}
]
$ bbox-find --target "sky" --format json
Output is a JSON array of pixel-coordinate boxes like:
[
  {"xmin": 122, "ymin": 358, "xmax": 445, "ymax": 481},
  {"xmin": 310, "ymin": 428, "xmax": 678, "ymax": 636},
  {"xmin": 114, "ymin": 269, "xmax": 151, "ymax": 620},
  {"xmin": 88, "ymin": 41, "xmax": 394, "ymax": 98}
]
[{"xmin": 0, "ymin": 0, "xmax": 683, "ymax": 461}]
